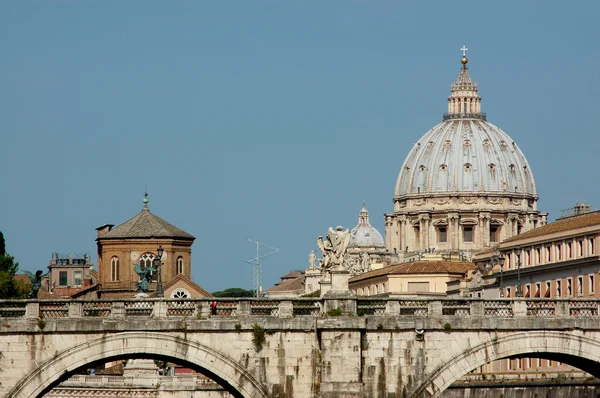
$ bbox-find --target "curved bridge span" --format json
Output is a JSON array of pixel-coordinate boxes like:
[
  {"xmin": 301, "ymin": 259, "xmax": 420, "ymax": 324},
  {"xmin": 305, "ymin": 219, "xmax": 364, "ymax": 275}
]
[{"xmin": 1, "ymin": 297, "xmax": 599, "ymax": 398}]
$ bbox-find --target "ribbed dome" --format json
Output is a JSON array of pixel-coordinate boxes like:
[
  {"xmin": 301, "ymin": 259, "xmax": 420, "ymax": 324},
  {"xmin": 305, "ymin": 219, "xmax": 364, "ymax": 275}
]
[
  {"xmin": 394, "ymin": 53, "xmax": 536, "ymax": 199},
  {"xmin": 394, "ymin": 119, "xmax": 537, "ymax": 197},
  {"xmin": 350, "ymin": 204, "xmax": 385, "ymax": 248}
]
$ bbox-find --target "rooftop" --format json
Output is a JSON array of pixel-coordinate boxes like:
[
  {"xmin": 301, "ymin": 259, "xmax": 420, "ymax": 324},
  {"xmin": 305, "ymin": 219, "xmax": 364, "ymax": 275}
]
[{"xmin": 349, "ymin": 261, "xmax": 475, "ymax": 283}]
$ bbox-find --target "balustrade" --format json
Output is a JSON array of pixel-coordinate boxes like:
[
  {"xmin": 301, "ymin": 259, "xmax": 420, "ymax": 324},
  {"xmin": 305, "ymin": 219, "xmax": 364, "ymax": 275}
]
[{"xmin": 0, "ymin": 298, "xmax": 598, "ymax": 320}]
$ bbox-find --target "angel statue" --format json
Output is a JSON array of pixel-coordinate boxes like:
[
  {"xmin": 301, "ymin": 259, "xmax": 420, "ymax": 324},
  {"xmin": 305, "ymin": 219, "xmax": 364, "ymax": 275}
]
[
  {"xmin": 134, "ymin": 263, "xmax": 156, "ymax": 293},
  {"xmin": 316, "ymin": 226, "xmax": 351, "ymax": 273},
  {"xmin": 23, "ymin": 270, "xmax": 44, "ymax": 299},
  {"xmin": 308, "ymin": 250, "xmax": 317, "ymax": 270}
]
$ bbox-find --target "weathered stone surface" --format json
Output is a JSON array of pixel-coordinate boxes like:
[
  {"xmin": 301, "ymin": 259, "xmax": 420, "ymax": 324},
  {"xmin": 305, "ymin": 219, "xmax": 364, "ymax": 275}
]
[{"xmin": 1, "ymin": 298, "xmax": 600, "ymax": 398}]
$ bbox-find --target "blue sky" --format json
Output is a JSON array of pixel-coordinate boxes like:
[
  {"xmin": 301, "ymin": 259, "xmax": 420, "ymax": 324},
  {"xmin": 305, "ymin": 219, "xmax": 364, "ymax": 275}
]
[{"xmin": 1, "ymin": 1, "xmax": 599, "ymax": 292}]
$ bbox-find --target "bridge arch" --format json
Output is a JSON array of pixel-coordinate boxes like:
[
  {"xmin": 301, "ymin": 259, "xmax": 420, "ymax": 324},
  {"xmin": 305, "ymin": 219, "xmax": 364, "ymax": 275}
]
[
  {"xmin": 10, "ymin": 331, "xmax": 271, "ymax": 398},
  {"xmin": 412, "ymin": 330, "xmax": 600, "ymax": 398}
]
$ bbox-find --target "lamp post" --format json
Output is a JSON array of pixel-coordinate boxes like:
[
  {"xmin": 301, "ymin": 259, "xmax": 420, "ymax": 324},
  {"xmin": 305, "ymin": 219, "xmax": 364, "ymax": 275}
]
[
  {"xmin": 515, "ymin": 247, "xmax": 523, "ymax": 297},
  {"xmin": 492, "ymin": 255, "xmax": 505, "ymax": 297},
  {"xmin": 154, "ymin": 245, "xmax": 164, "ymax": 298}
]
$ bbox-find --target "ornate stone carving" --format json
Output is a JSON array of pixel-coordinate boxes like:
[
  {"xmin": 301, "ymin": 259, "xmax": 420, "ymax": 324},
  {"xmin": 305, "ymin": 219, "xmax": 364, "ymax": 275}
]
[
  {"xmin": 316, "ymin": 226, "xmax": 351, "ymax": 273},
  {"xmin": 459, "ymin": 196, "xmax": 477, "ymax": 204}
]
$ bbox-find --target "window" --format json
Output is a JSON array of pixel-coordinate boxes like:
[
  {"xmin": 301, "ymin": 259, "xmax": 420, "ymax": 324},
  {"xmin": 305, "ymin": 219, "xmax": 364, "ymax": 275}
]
[
  {"xmin": 490, "ymin": 226, "xmax": 499, "ymax": 243},
  {"xmin": 111, "ymin": 256, "xmax": 120, "ymax": 281},
  {"xmin": 567, "ymin": 278, "xmax": 572, "ymax": 297},
  {"xmin": 463, "ymin": 227, "xmax": 473, "ymax": 242},
  {"xmin": 506, "ymin": 287, "xmax": 511, "ymax": 298},
  {"xmin": 139, "ymin": 253, "xmax": 158, "ymax": 281},
  {"xmin": 536, "ymin": 247, "xmax": 541, "ymax": 264},
  {"xmin": 590, "ymin": 238, "xmax": 595, "ymax": 255},
  {"xmin": 59, "ymin": 271, "xmax": 68, "ymax": 287},
  {"xmin": 177, "ymin": 256, "xmax": 184, "ymax": 275},
  {"xmin": 577, "ymin": 276, "xmax": 583, "ymax": 296},
  {"xmin": 438, "ymin": 227, "xmax": 447, "ymax": 243},
  {"xmin": 556, "ymin": 280, "xmax": 562, "ymax": 297},
  {"xmin": 590, "ymin": 274, "xmax": 596, "ymax": 295},
  {"xmin": 74, "ymin": 271, "xmax": 82, "ymax": 287},
  {"xmin": 408, "ymin": 282, "xmax": 430, "ymax": 292},
  {"xmin": 544, "ymin": 281, "xmax": 551, "ymax": 298},
  {"xmin": 535, "ymin": 282, "xmax": 541, "ymax": 298}
]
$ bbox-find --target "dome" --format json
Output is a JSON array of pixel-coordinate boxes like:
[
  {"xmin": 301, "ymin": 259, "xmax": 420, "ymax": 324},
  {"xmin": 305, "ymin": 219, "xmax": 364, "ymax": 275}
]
[
  {"xmin": 350, "ymin": 204, "xmax": 385, "ymax": 248},
  {"xmin": 394, "ymin": 53, "xmax": 537, "ymax": 199},
  {"xmin": 394, "ymin": 119, "xmax": 537, "ymax": 197}
]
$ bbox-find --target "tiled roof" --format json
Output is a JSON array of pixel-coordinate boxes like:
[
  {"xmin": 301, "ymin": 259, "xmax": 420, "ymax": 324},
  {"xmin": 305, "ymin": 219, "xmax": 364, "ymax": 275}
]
[
  {"xmin": 280, "ymin": 271, "xmax": 304, "ymax": 280},
  {"xmin": 155, "ymin": 274, "xmax": 213, "ymax": 298},
  {"xmin": 265, "ymin": 275, "xmax": 305, "ymax": 293},
  {"xmin": 99, "ymin": 208, "xmax": 195, "ymax": 240},
  {"xmin": 349, "ymin": 261, "xmax": 475, "ymax": 283},
  {"xmin": 502, "ymin": 211, "xmax": 600, "ymax": 244}
]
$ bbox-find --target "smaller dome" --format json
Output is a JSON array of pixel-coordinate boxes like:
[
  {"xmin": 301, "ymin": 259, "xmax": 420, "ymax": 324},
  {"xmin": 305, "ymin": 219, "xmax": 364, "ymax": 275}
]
[{"xmin": 350, "ymin": 204, "xmax": 385, "ymax": 248}]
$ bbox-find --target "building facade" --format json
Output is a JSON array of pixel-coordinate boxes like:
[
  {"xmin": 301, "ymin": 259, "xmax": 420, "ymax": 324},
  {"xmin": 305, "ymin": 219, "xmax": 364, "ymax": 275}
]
[{"xmin": 96, "ymin": 194, "xmax": 199, "ymax": 298}]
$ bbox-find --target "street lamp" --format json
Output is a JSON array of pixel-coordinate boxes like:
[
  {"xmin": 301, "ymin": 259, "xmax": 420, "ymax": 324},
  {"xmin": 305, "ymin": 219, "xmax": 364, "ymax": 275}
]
[
  {"xmin": 515, "ymin": 247, "xmax": 523, "ymax": 297},
  {"xmin": 491, "ymin": 255, "xmax": 505, "ymax": 297},
  {"xmin": 154, "ymin": 245, "xmax": 164, "ymax": 298}
]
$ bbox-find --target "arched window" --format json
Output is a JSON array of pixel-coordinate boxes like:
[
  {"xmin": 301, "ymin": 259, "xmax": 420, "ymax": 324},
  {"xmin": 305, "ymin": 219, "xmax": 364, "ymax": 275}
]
[
  {"xmin": 111, "ymin": 256, "xmax": 120, "ymax": 281},
  {"xmin": 139, "ymin": 253, "xmax": 158, "ymax": 281},
  {"xmin": 177, "ymin": 256, "xmax": 184, "ymax": 275}
]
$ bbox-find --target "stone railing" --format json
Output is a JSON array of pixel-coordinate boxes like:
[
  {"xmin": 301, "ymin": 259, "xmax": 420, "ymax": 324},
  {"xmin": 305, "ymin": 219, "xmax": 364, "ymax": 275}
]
[
  {"xmin": 62, "ymin": 374, "xmax": 222, "ymax": 388},
  {"xmin": 0, "ymin": 298, "xmax": 598, "ymax": 320}
]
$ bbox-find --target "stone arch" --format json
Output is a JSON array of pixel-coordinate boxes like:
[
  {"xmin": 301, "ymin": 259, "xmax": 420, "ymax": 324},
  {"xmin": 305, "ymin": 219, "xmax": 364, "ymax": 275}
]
[
  {"xmin": 412, "ymin": 330, "xmax": 600, "ymax": 398},
  {"xmin": 10, "ymin": 331, "xmax": 271, "ymax": 398}
]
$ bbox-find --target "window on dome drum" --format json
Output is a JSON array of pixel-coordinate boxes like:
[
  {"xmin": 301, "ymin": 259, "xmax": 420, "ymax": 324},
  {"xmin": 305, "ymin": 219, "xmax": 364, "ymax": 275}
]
[
  {"xmin": 177, "ymin": 256, "xmax": 183, "ymax": 275},
  {"xmin": 463, "ymin": 227, "xmax": 473, "ymax": 242},
  {"xmin": 111, "ymin": 256, "xmax": 119, "ymax": 281},
  {"xmin": 139, "ymin": 253, "xmax": 158, "ymax": 281},
  {"xmin": 489, "ymin": 226, "xmax": 499, "ymax": 243},
  {"xmin": 59, "ymin": 271, "xmax": 68, "ymax": 287},
  {"xmin": 74, "ymin": 271, "xmax": 82, "ymax": 287},
  {"xmin": 438, "ymin": 227, "xmax": 447, "ymax": 243}
]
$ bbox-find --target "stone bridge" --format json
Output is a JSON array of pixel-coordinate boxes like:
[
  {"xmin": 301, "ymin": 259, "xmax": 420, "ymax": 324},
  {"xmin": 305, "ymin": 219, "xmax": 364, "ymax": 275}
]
[{"xmin": 1, "ymin": 297, "xmax": 600, "ymax": 398}]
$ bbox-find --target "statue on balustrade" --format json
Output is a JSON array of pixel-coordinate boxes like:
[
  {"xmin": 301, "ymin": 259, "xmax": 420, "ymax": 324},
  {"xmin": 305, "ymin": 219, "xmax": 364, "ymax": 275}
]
[
  {"xmin": 23, "ymin": 270, "xmax": 44, "ymax": 299},
  {"xmin": 134, "ymin": 263, "xmax": 156, "ymax": 293},
  {"xmin": 316, "ymin": 226, "xmax": 351, "ymax": 273}
]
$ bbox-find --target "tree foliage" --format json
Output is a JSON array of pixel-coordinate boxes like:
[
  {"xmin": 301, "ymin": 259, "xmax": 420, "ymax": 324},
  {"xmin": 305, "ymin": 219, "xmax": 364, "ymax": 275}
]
[
  {"xmin": 211, "ymin": 288, "xmax": 255, "ymax": 297},
  {"xmin": 0, "ymin": 231, "xmax": 27, "ymax": 299}
]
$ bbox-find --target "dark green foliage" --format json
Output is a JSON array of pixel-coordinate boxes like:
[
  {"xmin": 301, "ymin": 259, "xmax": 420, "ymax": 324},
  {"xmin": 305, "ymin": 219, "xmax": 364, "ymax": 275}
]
[
  {"xmin": 252, "ymin": 324, "xmax": 266, "ymax": 351},
  {"xmin": 443, "ymin": 322, "xmax": 452, "ymax": 330},
  {"xmin": 0, "ymin": 232, "xmax": 27, "ymax": 299},
  {"xmin": 211, "ymin": 288, "xmax": 255, "ymax": 297},
  {"xmin": 326, "ymin": 307, "xmax": 343, "ymax": 316},
  {"xmin": 300, "ymin": 290, "xmax": 320, "ymax": 298}
]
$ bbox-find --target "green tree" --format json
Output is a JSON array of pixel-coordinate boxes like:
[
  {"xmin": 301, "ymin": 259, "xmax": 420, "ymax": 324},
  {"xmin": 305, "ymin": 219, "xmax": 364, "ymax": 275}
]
[
  {"xmin": 0, "ymin": 232, "xmax": 27, "ymax": 299},
  {"xmin": 211, "ymin": 288, "xmax": 256, "ymax": 297}
]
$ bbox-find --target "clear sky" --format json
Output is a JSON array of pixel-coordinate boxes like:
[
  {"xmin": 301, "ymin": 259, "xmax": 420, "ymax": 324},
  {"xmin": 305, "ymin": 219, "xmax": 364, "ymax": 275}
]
[{"xmin": 1, "ymin": 1, "xmax": 599, "ymax": 293}]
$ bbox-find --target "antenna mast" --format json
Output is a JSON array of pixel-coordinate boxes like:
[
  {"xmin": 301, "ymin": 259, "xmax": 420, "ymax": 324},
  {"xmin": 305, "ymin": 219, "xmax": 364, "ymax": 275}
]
[{"xmin": 245, "ymin": 239, "xmax": 279, "ymax": 297}]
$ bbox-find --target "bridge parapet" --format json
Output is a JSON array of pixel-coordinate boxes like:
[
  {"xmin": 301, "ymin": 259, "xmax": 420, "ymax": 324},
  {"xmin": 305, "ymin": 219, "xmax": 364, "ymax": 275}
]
[{"xmin": 1, "ymin": 298, "xmax": 599, "ymax": 321}]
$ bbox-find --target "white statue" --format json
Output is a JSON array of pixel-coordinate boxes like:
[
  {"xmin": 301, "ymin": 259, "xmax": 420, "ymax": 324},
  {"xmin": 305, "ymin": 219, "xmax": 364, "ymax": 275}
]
[
  {"xmin": 308, "ymin": 250, "xmax": 317, "ymax": 270},
  {"xmin": 316, "ymin": 226, "xmax": 351, "ymax": 272},
  {"xmin": 360, "ymin": 252, "xmax": 371, "ymax": 271}
]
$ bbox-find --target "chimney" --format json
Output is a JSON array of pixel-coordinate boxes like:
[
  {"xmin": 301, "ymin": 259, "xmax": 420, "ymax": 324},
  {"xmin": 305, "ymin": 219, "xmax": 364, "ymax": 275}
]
[
  {"xmin": 574, "ymin": 202, "xmax": 591, "ymax": 215},
  {"xmin": 95, "ymin": 224, "xmax": 114, "ymax": 238}
]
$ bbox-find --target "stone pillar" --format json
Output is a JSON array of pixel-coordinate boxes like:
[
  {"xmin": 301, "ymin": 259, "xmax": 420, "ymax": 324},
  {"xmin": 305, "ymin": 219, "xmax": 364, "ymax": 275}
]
[
  {"xmin": 26, "ymin": 302, "xmax": 39, "ymax": 319},
  {"xmin": 319, "ymin": 330, "xmax": 363, "ymax": 397},
  {"xmin": 428, "ymin": 300, "xmax": 442, "ymax": 316},
  {"xmin": 68, "ymin": 302, "xmax": 83, "ymax": 318},
  {"xmin": 152, "ymin": 301, "xmax": 168, "ymax": 318},
  {"xmin": 513, "ymin": 300, "xmax": 527, "ymax": 317},
  {"xmin": 319, "ymin": 274, "xmax": 332, "ymax": 297},
  {"xmin": 400, "ymin": 218, "xmax": 406, "ymax": 253},
  {"xmin": 304, "ymin": 268, "xmax": 322, "ymax": 295},
  {"xmin": 278, "ymin": 301, "xmax": 293, "ymax": 318},
  {"xmin": 480, "ymin": 213, "xmax": 490, "ymax": 247},
  {"xmin": 111, "ymin": 301, "xmax": 125, "ymax": 318},
  {"xmin": 328, "ymin": 270, "xmax": 351, "ymax": 295},
  {"xmin": 385, "ymin": 216, "xmax": 393, "ymax": 250},
  {"xmin": 237, "ymin": 300, "xmax": 251, "ymax": 316}
]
